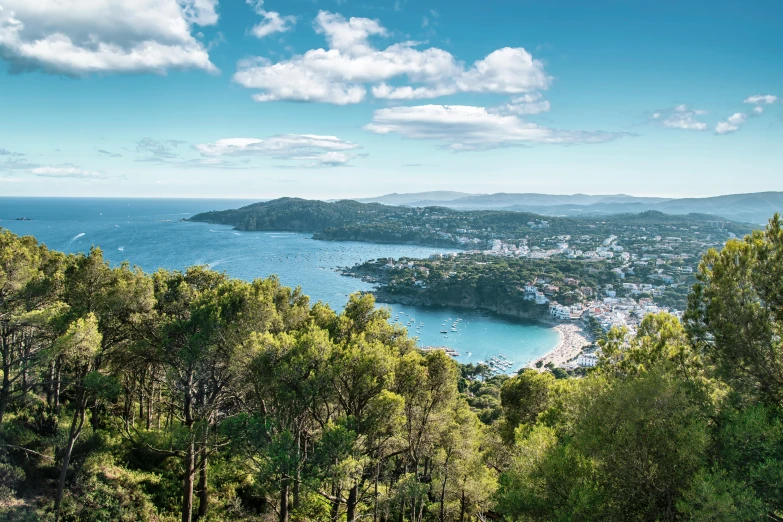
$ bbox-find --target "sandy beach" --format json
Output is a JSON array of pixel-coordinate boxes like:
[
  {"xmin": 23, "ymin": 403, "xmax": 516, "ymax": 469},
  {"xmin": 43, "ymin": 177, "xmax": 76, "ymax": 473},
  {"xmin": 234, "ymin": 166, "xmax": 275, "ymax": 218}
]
[{"xmin": 532, "ymin": 323, "xmax": 592, "ymax": 368}]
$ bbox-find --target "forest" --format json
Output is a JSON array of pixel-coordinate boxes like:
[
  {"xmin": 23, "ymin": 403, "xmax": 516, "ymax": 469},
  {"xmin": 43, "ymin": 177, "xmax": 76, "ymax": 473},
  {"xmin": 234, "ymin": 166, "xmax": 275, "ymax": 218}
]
[
  {"xmin": 348, "ymin": 255, "xmax": 617, "ymax": 313},
  {"xmin": 1, "ymin": 215, "xmax": 782, "ymax": 521}
]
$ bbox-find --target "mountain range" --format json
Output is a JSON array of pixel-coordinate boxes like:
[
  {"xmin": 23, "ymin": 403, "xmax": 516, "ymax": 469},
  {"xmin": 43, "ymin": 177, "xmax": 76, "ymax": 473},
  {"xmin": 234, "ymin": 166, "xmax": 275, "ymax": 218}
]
[{"xmin": 353, "ymin": 191, "xmax": 783, "ymax": 224}]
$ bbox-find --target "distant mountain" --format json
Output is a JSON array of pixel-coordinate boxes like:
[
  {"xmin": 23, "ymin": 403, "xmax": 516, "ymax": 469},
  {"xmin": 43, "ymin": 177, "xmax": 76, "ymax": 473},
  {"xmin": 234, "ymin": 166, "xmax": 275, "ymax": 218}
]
[
  {"xmin": 436, "ymin": 193, "xmax": 670, "ymax": 209},
  {"xmin": 354, "ymin": 191, "xmax": 475, "ymax": 205},
  {"xmin": 356, "ymin": 192, "xmax": 672, "ymax": 209},
  {"xmin": 350, "ymin": 191, "xmax": 783, "ymax": 224}
]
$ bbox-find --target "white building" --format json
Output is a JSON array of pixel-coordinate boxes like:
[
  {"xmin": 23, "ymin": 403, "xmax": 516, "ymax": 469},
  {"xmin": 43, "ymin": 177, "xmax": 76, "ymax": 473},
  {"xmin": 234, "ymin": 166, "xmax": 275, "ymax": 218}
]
[{"xmin": 577, "ymin": 353, "xmax": 599, "ymax": 367}]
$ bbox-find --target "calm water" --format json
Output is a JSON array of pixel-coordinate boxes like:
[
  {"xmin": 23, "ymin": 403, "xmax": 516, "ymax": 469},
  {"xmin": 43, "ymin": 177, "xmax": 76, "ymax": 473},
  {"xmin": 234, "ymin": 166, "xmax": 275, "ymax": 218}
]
[{"xmin": 0, "ymin": 198, "xmax": 557, "ymax": 371}]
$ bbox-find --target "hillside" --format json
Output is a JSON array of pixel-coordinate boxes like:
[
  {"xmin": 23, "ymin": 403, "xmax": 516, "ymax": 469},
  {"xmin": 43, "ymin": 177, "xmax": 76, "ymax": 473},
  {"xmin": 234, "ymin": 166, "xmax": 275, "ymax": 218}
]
[{"xmin": 351, "ymin": 191, "xmax": 783, "ymax": 224}]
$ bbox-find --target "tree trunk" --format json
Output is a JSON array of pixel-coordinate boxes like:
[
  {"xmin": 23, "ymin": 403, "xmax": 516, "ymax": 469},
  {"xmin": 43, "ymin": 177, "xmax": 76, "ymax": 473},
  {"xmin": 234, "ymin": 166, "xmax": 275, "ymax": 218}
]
[
  {"xmin": 373, "ymin": 462, "xmax": 380, "ymax": 522},
  {"xmin": 53, "ymin": 361, "xmax": 61, "ymax": 411},
  {"xmin": 280, "ymin": 477, "xmax": 290, "ymax": 522},
  {"xmin": 46, "ymin": 360, "xmax": 55, "ymax": 406},
  {"xmin": 89, "ymin": 357, "xmax": 103, "ymax": 430},
  {"xmin": 459, "ymin": 491, "xmax": 466, "ymax": 522},
  {"xmin": 439, "ymin": 454, "xmax": 451, "ymax": 522},
  {"xmin": 293, "ymin": 429, "xmax": 301, "ymax": 511},
  {"xmin": 21, "ymin": 341, "xmax": 29, "ymax": 394},
  {"xmin": 182, "ymin": 438, "xmax": 195, "ymax": 522},
  {"xmin": 330, "ymin": 485, "xmax": 341, "ymax": 522},
  {"xmin": 196, "ymin": 446, "xmax": 208, "ymax": 520},
  {"xmin": 0, "ymin": 339, "xmax": 11, "ymax": 425},
  {"xmin": 146, "ymin": 382, "xmax": 153, "ymax": 430},
  {"xmin": 182, "ymin": 374, "xmax": 195, "ymax": 522},
  {"xmin": 54, "ymin": 386, "xmax": 87, "ymax": 522},
  {"xmin": 347, "ymin": 483, "xmax": 358, "ymax": 522}
]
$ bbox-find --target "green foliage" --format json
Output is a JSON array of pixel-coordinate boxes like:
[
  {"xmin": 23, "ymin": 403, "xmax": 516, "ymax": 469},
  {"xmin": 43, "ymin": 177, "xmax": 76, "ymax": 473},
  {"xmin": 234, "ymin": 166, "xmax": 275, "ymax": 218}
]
[
  {"xmin": 2, "ymin": 214, "xmax": 783, "ymax": 521},
  {"xmin": 677, "ymin": 468, "xmax": 766, "ymax": 522},
  {"xmin": 499, "ymin": 370, "xmax": 554, "ymax": 444},
  {"xmin": 687, "ymin": 213, "xmax": 783, "ymax": 405},
  {"xmin": 58, "ymin": 451, "xmax": 163, "ymax": 522}
]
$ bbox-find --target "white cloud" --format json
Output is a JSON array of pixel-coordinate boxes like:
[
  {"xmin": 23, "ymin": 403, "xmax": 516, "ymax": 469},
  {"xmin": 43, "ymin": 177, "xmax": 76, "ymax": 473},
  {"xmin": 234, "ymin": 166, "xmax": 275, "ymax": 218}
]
[
  {"xmin": 32, "ymin": 166, "xmax": 105, "ymax": 179},
  {"xmin": 196, "ymin": 134, "xmax": 360, "ymax": 166},
  {"xmin": 497, "ymin": 92, "xmax": 551, "ymax": 115},
  {"xmin": 180, "ymin": 0, "xmax": 219, "ymax": 26},
  {"xmin": 315, "ymin": 11, "xmax": 386, "ymax": 54},
  {"xmin": 744, "ymin": 94, "xmax": 778, "ymax": 105},
  {"xmin": 247, "ymin": 0, "xmax": 295, "ymax": 39},
  {"xmin": 752, "ymin": 106, "xmax": 764, "ymax": 115},
  {"xmin": 233, "ymin": 11, "xmax": 549, "ymax": 104},
  {"xmin": 0, "ymin": 0, "xmax": 218, "ymax": 75},
  {"xmin": 364, "ymin": 105, "xmax": 626, "ymax": 151},
  {"xmin": 715, "ymin": 121, "xmax": 738, "ymax": 135},
  {"xmin": 715, "ymin": 112, "xmax": 748, "ymax": 134},
  {"xmin": 727, "ymin": 112, "xmax": 747, "ymax": 125},
  {"xmin": 653, "ymin": 105, "xmax": 707, "ymax": 131}
]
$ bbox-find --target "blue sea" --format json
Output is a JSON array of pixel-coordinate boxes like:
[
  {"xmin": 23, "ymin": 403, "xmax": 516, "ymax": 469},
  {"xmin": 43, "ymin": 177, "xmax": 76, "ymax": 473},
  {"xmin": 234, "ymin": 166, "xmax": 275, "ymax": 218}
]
[{"xmin": 0, "ymin": 197, "xmax": 558, "ymax": 372}]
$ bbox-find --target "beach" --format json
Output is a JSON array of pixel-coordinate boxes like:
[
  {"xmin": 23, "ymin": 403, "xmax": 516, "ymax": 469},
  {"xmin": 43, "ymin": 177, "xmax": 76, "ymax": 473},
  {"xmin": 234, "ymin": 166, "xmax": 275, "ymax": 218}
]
[{"xmin": 532, "ymin": 323, "xmax": 592, "ymax": 368}]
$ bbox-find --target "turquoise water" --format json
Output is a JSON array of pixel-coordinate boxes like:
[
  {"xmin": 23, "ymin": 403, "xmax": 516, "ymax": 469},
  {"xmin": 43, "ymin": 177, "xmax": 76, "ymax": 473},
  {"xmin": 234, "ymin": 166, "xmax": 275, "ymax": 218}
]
[{"xmin": 0, "ymin": 198, "xmax": 557, "ymax": 371}]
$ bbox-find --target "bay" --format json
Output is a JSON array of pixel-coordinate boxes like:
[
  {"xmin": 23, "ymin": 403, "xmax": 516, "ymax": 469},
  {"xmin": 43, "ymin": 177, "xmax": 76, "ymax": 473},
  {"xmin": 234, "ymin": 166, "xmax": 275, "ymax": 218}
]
[{"xmin": 0, "ymin": 197, "xmax": 558, "ymax": 372}]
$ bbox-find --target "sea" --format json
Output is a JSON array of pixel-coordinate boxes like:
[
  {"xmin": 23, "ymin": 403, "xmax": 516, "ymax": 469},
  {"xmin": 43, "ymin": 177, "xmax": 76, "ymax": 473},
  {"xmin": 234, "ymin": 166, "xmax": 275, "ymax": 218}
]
[{"xmin": 0, "ymin": 197, "xmax": 558, "ymax": 372}]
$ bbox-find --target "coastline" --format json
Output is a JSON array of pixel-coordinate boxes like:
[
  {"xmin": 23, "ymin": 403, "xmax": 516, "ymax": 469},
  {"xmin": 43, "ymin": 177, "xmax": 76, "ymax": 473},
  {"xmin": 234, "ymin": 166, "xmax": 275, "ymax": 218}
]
[
  {"xmin": 531, "ymin": 323, "xmax": 592, "ymax": 368},
  {"xmin": 369, "ymin": 292, "xmax": 592, "ymax": 369}
]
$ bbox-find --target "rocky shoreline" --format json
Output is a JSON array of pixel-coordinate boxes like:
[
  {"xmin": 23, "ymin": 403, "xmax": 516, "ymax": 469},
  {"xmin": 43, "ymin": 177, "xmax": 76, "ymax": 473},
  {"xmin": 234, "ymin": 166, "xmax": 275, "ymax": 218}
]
[{"xmin": 372, "ymin": 290, "xmax": 550, "ymax": 322}]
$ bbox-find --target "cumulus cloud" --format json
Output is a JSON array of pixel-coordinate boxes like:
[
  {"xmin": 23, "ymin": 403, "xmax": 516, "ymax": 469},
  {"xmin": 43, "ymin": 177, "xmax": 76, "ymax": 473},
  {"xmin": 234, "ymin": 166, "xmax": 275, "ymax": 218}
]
[
  {"xmin": 496, "ymin": 92, "xmax": 551, "ymax": 115},
  {"xmin": 247, "ymin": 0, "xmax": 295, "ymax": 38},
  {"xmin": 715, "ymin": 112, "xmax": 748, "ymax": 135},
  {"xmin": 233, "ymin": 11, "xmax": 549, "ymax": 104},
  {"xmin": 0, "ymin": 0, "xmax": 218, "ymax": 75},
  {"xmin": 0, "ymin": 147, "xmax": 23, "ymax": 156},
  {"xmin": 32, "ymin": 166, "xmax": 106, "ymax": 179},
  {"xmin": 364, "ymin": 105, "xmax": 626, "ymax": 151},
  {"xmin": 195, "ymin": 134, "xmax": 360, "ymax": 166},
  {"xmin": 652, "ymin": 104, "xmax": 708, "ymax": 131},
  {"xmin": 744, "ymin": 94, "xmax": 778, "ymax": 105}
]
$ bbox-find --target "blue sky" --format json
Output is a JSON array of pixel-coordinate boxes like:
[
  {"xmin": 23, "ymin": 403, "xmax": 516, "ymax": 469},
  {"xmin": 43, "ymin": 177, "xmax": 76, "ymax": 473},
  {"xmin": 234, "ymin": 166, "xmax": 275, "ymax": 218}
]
[{"xmin": 0, "ymin": 0, "xmax": 781, "ymax": 199}]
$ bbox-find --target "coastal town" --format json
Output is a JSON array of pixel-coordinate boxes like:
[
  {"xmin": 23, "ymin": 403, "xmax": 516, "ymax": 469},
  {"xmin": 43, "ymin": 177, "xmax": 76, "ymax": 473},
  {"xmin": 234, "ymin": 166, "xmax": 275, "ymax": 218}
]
[
  {"xmin": 195, "ymin": 197, "xmax": 750, "ymax": 372},
  {"xmin": 345, "ymin": 219, "xmax": 739, "ymax": 371}
]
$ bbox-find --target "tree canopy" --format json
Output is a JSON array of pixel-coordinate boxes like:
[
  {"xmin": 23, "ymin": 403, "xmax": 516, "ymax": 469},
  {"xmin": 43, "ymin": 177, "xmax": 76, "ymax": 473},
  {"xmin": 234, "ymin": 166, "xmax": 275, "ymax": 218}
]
[{"xmin": 1, "ymin": 216, "xmax": 783, "ymax": 521}]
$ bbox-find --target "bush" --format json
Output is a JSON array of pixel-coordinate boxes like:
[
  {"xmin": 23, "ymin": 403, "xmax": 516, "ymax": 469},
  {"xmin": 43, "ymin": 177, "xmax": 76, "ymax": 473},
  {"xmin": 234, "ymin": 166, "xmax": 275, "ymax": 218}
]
[{"xmin": 58, "ymin": 452, "xmax": 163, "ymax": 522}]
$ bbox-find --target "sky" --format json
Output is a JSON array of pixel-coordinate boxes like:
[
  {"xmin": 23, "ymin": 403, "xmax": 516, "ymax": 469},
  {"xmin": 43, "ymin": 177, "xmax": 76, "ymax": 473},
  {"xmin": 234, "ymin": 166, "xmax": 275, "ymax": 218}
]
[{"xmin": 0, "ymin": 0, "xmax": 781, "ymax": 199}]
